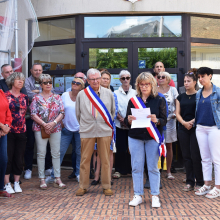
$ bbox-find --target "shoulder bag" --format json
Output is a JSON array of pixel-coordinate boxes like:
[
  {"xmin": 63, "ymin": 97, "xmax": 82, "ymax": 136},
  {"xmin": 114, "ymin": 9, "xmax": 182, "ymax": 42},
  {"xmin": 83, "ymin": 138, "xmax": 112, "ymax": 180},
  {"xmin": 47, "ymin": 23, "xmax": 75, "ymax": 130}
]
[{"xmin": 40, "ymin": 95, "xmax": 54, "ymax": 139}]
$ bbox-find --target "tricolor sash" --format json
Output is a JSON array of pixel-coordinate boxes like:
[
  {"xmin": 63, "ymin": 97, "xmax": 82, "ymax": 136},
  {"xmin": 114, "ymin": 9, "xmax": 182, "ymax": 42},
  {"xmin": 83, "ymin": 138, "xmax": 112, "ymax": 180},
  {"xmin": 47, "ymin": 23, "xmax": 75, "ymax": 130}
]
[
  {"xmin": 130, "ymin": 96, "xmax": 166, "ymax": 158},
  {"xmin": 84, "ymin": 86, "xmax": 114, "ymax": 135}
]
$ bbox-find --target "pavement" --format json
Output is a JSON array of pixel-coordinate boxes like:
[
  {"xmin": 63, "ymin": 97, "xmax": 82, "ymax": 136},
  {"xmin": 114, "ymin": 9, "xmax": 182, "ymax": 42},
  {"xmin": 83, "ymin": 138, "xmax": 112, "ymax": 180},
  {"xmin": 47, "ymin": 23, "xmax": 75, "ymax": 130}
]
[{"xmin": 0, "ymin": 168, "xmax": 220, "ymax": 220}]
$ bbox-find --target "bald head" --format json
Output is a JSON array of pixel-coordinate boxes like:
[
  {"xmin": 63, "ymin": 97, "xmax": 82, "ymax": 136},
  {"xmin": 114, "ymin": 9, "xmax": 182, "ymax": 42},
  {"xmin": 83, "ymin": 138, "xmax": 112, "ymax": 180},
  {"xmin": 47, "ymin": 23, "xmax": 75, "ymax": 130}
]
[
  {"xmin": 153, "ymin": 62, "xmax": 165, "ymax": 75},
  {"xmin": 75, "ymin": 72, "xmax": 87, "ymax": 83}
]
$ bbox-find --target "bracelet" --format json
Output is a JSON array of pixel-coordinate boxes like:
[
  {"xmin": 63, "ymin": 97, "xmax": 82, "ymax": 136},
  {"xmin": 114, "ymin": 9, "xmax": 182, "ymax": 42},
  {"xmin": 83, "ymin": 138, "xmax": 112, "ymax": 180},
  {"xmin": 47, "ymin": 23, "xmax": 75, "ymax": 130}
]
[
  {"xmin": 42, "ymin": 122, "xmax": 45, "ymax": 126},
  {"xmin": 5, "ymin": 124, "xmax": 9, "ymax": 127},
  {"xmin": 53, "ymin": 120, "xmax": 57, "ymax": 125}
]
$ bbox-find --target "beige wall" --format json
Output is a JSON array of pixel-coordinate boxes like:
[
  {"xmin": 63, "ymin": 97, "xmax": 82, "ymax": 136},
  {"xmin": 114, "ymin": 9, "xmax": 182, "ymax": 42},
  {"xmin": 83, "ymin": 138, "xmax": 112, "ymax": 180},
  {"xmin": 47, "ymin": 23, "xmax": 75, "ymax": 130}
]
[{"xmin": 31, "ymin": 0, "xmax": 220, "ymax": 18}]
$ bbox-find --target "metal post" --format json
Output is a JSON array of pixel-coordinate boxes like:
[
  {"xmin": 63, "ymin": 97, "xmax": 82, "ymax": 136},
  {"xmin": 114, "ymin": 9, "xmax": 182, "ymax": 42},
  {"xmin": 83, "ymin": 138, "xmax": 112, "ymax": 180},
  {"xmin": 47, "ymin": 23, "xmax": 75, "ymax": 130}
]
[{"xmin": 14, "ymin": 0, "xmax": 18, "ymax": 58}]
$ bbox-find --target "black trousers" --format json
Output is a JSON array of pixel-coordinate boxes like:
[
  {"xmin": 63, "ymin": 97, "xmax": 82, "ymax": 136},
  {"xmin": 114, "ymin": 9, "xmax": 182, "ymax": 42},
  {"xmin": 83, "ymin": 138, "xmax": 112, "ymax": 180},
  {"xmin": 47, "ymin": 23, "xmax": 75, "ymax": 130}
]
[
  {"xmin": 115, "ymin": 127, "xmax": 131, "ymax": 175},
  {"xmin": 6, "ymin": 132, "xmax": 27, "ymax": 175},
  {"xmin": 178, "ymin": 126, "xmax": 204, "ymax": 186}
]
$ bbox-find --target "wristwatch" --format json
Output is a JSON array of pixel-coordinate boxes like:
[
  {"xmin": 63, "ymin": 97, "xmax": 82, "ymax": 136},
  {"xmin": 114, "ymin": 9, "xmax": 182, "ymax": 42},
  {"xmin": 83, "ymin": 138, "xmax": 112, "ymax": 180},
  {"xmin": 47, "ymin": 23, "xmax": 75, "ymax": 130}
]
[
  {"xmin": 154, "ymin": 119, "xmax": 160, "ymax": 126},
  {"xmin": 53, "ymin": 120, "xmax": 57, "ymax": 125},
  {"xmin": 5, "ymin": 124, "xmax": 9, "ymax": 127}
]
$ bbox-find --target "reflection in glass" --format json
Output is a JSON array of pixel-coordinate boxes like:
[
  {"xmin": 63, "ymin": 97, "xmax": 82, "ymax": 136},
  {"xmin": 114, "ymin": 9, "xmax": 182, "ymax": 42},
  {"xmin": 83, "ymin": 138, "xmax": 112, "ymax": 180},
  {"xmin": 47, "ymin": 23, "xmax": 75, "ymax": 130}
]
[
  {"xmin": 191, "ymin": 43, "xmax": 220, "ymax": 69},
  {"xmin": 191, "ymin": 16, "xmax": 220, "ymax": 40},
  {"xmin": 32, "ymin": 44, "xmax": 76, "ymax": 70},
  {"xmin": 85, "ymin": 16, "xmax": 182, "ymax": 38},
  {"xmin": 89, "ymin": 48, "xmax": 128, "ymax": 69},
  {"xmin": 36, "ymin": 18, "xmax": 75, "ymax": 42},
  {"xmin": 138, "ymin": 48, "xmax": 177, "ymax": 68}
]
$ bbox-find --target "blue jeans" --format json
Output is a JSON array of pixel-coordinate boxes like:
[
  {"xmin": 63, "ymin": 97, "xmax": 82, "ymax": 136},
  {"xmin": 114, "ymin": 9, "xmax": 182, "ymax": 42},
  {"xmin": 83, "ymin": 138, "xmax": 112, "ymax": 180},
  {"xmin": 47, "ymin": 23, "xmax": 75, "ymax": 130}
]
[
  {"xmin": 128, "ymin": 137, "xmax": 160, "ymax": 196},
  {"xmin": 0, "ymin": 135, "xmax": 7, "ymax": 191},
  {"xmin": 51, "ymin": 128, "xmax": 81, "ymax": 177}
]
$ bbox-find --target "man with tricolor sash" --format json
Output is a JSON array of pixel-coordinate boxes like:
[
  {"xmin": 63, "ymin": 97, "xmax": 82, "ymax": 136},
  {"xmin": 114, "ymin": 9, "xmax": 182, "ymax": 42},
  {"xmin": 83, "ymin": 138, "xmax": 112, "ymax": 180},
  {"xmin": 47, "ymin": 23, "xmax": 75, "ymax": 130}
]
[{"xmin": 75, "ymin": 68, "xmax": 115, "ymax": 196}]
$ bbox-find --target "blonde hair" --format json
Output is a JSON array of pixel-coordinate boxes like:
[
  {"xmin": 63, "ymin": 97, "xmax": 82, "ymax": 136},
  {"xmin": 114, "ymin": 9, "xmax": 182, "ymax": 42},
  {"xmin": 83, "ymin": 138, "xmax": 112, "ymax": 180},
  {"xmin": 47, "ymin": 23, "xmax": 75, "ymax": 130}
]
[
  {"xmin": 73, "ymin": 77, "xmax": 85, "ymax": 89},
  {"xmin": 158, "ymin": 71, "xmax": 171, "ymax": 84},
  {"xmin": 135, "ymin": 72, "xmax": 158, "ymax": 97}
]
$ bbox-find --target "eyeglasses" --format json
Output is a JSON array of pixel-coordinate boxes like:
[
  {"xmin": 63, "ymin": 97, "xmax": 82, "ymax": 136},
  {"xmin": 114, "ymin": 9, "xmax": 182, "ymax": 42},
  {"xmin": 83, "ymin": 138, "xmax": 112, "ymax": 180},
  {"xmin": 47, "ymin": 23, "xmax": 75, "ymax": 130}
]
[
  {"xmin": 157, "ymin": 76, "xmax": 166, "ymax": 79},
  {"xmin": 121, "ymin": 77, "xmax": 131, "ymax": 81},
  {"xmin": 72, "ymin": 81, "xmax": 81, "ymax": 85},
  {"xmin": 139, "ymin": 83, "xmax": 151, "ymax": 88},
  {"xmin": 42, "ymin": 81, "xmax": 52, "ymax": 85},
  {"xmin": 185, "ymin": 72, "xmax": 194, "ymax": 75},
  {"xmin": 88, "ymin": 77, "xmax": 101, "ymax": 82},
  {"xmin": 15, "ymin": 97, "xmax": 20, "ymax": 108},
  {"xmin": 75, "ymin": 76, "xmax": 84, "ymax": 80}
]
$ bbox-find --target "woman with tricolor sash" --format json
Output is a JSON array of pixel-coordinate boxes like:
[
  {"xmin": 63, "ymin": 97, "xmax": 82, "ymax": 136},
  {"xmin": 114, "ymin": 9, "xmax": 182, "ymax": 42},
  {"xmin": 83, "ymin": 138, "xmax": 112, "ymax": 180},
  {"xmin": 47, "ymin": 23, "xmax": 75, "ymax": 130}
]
[{"xmin": 124, "ymin": 72, "xmax": 167, "ymax": 208}]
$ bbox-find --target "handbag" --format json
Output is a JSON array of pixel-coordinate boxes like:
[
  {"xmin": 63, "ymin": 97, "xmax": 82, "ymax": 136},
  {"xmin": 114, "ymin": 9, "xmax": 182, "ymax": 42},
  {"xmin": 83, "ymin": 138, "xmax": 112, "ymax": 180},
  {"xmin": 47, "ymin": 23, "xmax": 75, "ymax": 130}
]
[{"xmin": 40, "ymin": 95, "xmax": 54, "ymax": 139}]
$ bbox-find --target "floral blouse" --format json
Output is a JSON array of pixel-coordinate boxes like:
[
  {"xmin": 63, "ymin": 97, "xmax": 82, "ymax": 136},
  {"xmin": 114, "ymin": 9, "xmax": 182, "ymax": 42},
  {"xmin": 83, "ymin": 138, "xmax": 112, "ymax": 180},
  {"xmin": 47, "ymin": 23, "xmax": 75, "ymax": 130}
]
[
  {"xmin": 30, "ymin": 94, "xmax": 65, "ymax": 133},
  {"xmin": 5, "ymin": 91, "xmax": 28, "ymax": 133}
]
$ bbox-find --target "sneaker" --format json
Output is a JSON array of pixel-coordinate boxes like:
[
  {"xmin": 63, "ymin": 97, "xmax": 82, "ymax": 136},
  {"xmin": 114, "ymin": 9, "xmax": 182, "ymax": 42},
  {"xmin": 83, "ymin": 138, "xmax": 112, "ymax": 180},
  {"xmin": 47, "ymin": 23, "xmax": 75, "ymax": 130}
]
[
  {"xmin": 205, "ymin": 187, "xmax": 220, "ymax": 199},
  {"xmin": 152, "ymin": 196, "xmax": 161, "ymax": 208},
  {"xmin": 24, "ymin": 169, "xmax": 32, "ymax": 180},
  {"xmin": 45, "ymin": 169, "xmax": 52, "ymax": 176},
  {"xmin": 14, "ymin": 182, "xmax": 22, "ymax": 193},
  {"xmin": 4, "ymin": 183, "xmax": 15, "ymax": 194},
  {"xmin": 45, "ymin": 176, "xmax": 55, "ymax": 184},
  {"xmin": 129, "ymin": 195, "xmax": 142, "ymax": 206},
  {"xmin": 76, "ymin": 175, "xmax": 80, "ymax": 183},
  {"xmin": 195, "ymin": 185, "xmax": 211, "ymax": 196}
]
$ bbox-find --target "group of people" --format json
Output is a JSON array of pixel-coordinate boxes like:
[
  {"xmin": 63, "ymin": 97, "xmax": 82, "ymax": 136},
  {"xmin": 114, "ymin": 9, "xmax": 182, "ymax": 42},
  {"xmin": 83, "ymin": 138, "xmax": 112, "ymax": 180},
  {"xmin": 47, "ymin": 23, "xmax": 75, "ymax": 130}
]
[{"xmin": 0, "ymin": 61, "xmax": 220, "ymax": 209}]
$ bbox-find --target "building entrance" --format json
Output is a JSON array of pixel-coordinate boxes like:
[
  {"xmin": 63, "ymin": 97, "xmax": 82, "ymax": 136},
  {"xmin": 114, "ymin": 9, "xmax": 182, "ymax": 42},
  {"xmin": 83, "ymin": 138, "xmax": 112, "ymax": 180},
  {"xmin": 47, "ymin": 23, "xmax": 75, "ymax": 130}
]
[{"xmin": 82, "ymin": 41, "xmax": 185, "ymax": 88}]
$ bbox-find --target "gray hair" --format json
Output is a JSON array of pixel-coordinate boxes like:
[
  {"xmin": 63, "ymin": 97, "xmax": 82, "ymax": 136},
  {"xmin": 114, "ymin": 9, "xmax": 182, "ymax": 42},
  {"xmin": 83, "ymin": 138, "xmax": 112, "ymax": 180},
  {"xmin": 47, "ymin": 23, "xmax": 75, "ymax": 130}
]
[
  {"xmin": 1, "ymin": 64, "xmax": 11, "ymax": 73},
  {"xmin": 39, "ymin": 74, "xmax": 52, "ymax": 84},
  {"xmin": 87, "ymin": 68, "xmax": 101, "ymax": 78},
  {"xmin": 6, "ymin": 72, "xmax": 25, "ymax": 90},
  {"xmin": 31, "ymin": 63, "xmax": 42, "ymax": 70},
  {"xmin": 119, "ymin": 70, "xmax": 131, "ymax": 78},
  {"xmin": 158, "ymin": 71, "xmax": 171, "ymax": 84}
]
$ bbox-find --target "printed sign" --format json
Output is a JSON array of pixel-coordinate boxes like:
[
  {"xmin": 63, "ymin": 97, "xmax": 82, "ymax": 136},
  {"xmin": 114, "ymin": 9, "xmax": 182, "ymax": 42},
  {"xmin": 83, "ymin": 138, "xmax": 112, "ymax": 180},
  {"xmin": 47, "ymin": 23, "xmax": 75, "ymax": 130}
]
[{"xmin": 138, "ymin": 60, "xmax": 146, "ymax": 69}]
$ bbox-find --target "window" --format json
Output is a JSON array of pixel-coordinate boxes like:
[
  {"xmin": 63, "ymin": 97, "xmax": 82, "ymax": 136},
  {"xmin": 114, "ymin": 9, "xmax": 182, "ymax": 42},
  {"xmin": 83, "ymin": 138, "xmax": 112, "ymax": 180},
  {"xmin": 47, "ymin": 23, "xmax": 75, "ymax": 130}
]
[
  {"xmin": 191, "ymin": 16, "xmax": 220, "ymax": 40},
  {"xmin": 84, "ymin": 16, "xmax": 182, "ymax": 38},
  {"xmin": 191, "ymin": 43, "xmax": 220, "ymax": 69},
  {"xmin": 89, "ymin": 48, "xmax": 128, "ymax": 69},
  {"xmin": 138, "ymin": 48, "xmax": 177, "ymax": 68},
  {"xmin": 32, "ymin": 45, "xmax": 76, "ymax": 71},
  {"xmin": 36, "ymin": 18, "xmax": 75, "ymax": 42}
]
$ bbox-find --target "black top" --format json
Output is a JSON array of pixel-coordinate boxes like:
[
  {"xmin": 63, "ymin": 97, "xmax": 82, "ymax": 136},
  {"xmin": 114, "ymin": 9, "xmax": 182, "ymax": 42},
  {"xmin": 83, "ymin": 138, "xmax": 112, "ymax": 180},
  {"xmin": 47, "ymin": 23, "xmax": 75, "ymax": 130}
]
[
  {"xmin": 177, "ymin": 93, "xmax": 196, "ymax": 126},
  {"xmin": 124, "ymin": 95, "xmax": 167, "ymax": 141},
  {"xmin": 0, "ymin": 79, "xmax": 27, "ymax": 95}
]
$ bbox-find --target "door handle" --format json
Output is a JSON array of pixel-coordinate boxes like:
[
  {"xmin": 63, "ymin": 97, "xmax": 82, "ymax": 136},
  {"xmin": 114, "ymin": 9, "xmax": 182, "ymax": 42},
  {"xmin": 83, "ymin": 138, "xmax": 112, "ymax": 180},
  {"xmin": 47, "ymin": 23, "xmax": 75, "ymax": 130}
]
[
  {"xmin": 179, "ymin": 68, "xmax": 184, "ymax": 74},
  {"xmin": 81, "ymin": 52, "xmax": 87, "ymax": 57},
  {"xmin": 179, "ymin": 51, "xmax": 185, "ymax": 56}
]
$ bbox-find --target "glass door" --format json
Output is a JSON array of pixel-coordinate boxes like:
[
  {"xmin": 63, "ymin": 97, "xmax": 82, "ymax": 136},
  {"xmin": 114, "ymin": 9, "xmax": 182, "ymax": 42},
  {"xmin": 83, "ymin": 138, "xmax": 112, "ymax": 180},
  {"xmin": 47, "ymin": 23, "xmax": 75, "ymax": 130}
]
[{"xmin": 132, "ymin": 42, "xmax": 185, "ymax": 88}]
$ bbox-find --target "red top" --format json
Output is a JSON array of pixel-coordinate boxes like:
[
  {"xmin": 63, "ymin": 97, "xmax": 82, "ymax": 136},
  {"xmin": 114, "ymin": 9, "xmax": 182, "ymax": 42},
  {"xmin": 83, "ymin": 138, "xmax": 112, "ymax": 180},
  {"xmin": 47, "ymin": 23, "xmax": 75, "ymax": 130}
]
[
  {"xmin": 169, "ymin": 79, "xmax": 176, "ymax": 87},
  {"xmin": 0, "ymin": 90, "xmax": 12, "ymax": 126},
  {"xmin": 5, "ymin": 91, "xmax": 28, "ymax": 133}
]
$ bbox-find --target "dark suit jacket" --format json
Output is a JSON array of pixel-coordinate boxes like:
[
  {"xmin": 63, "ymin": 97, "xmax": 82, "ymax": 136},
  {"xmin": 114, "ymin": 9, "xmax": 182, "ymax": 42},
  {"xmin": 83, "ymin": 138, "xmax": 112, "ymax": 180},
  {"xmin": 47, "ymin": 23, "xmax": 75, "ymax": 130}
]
[{"xmin": 0, "ymin": 79, "xmax": 28, "ymax": 95}]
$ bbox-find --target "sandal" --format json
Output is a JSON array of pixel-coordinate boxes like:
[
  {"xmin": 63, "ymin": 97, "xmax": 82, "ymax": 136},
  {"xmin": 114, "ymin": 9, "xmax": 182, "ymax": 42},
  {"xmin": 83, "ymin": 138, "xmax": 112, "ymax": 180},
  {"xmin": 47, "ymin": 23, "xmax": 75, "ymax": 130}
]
[
  {"xmin": 194, "ymin": 186, "xmax": 201, "ymax": 192},
  {"xmin": 167, "ymin": 173, "xmax": 175, "ymax": 180},
  {"xmin": 205, "ymin": 187, "xmax": 220, "ymax": 199},
  {"xmin": 182, "ymin": 184, "xmax": 194, "ymax": 192},
  {"xmin": 40, "ymin": 179, "xmax": 47, "ymax": 190},
  {"xmin": 0, "ymin": 191, "xmax": 14, "ymax": 198},
  {"xmin": 112, "ymin": 172, "xmax": 120, "ymax": 179},
  {"xmin": 54, "ymin": 178, "xmax": 66, "ymax": 189}
]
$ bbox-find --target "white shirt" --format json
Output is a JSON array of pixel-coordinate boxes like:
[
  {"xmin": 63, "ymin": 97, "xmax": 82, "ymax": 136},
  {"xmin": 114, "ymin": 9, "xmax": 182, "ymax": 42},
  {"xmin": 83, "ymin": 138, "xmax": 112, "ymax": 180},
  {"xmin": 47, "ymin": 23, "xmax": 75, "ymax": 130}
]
[
  {"xmin": 61, "ymin": 92, "xmax": 79, "ymax": 132},
  {"xmin": 114, "ymin": 85, "xmax": 136, "ymax": 128}
]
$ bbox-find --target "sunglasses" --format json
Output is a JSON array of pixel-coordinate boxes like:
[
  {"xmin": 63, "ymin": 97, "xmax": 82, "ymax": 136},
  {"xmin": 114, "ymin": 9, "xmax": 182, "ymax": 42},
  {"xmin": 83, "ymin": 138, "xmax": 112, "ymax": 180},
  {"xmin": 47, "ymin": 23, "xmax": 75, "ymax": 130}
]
[
  {"xmin": 72, "ymin": 81, "xmax": 81, "ymax": 85},
  {"xmin": 15, "ymin": 97, "xmax": 20, "ymax": 108},
  {"xmin": 75, "ymin": 76, "xmax": 84, "ymax": 80},
  {"xmin": 121, "ymin": 77, "xmax": 131, "ymax": 81},
  {"xmin": 185, "ymin": 72, "xmax": 194, "ymax": 75},
  {"xmin": 42, "ymin": 81, "xmax": 52, "ymax": 85},
  {"xmin": 157, "ymin": 76, "xmax": 166, "ymax": 79}
]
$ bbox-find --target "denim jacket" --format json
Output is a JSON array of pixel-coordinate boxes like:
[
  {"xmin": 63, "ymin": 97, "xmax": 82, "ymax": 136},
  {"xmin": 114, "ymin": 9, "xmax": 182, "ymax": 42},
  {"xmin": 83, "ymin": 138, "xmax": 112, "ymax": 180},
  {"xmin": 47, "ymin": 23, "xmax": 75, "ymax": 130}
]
[{"xmin": 195, "ymin": 84, "xmax": 220, "ymax": 129}]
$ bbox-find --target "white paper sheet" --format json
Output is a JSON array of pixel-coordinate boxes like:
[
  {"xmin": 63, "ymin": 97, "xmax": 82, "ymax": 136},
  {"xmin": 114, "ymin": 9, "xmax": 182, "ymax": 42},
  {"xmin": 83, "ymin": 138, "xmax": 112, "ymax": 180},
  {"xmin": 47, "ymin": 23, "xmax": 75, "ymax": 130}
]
[{"xmin": 131, "ymin": 108, "xmax": 151, "ymax": 129}]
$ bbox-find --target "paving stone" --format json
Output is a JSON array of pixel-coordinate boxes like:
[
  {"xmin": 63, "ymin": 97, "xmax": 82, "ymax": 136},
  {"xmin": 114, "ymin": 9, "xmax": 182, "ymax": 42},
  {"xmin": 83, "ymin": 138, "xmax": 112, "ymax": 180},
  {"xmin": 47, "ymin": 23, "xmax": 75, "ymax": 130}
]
[{"xmin": 0, "ymin": 168, "xmax": 219, "ymax": 219}]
